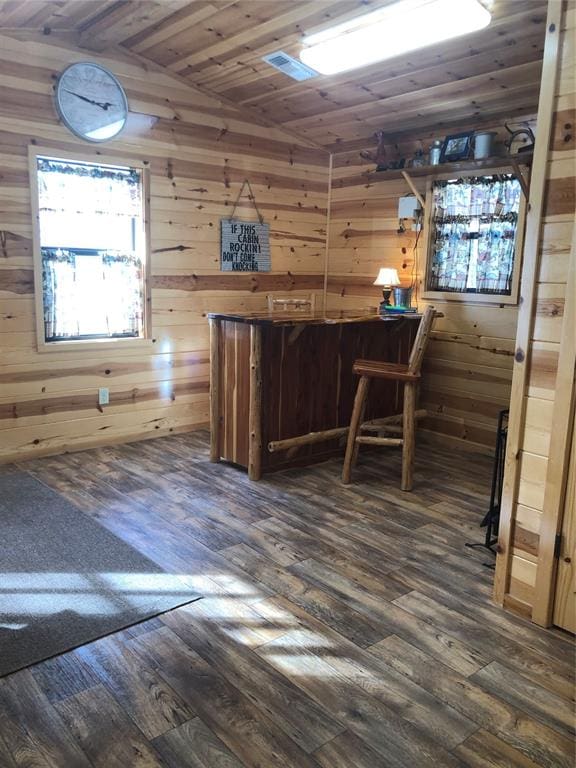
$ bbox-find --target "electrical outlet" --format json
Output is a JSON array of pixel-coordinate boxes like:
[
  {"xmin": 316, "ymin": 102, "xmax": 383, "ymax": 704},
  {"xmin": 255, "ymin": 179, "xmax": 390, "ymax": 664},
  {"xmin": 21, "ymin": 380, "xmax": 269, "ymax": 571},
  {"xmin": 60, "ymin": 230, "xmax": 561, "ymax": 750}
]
[{"xmin": 98, "ymin": 388, "xmax": 109, "ymax": 406}]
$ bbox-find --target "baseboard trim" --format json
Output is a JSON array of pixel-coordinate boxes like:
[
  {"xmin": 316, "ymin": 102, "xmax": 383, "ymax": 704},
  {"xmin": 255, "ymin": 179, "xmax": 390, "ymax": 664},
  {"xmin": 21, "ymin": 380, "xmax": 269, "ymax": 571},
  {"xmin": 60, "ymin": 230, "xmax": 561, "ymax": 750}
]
[
  {"xmin": 419, "ymin": 429, "xmax": 495, "ymax": 457},
  {"xmin": 2, "ymin": 422, "xmax": 210, "ymax": 466}
]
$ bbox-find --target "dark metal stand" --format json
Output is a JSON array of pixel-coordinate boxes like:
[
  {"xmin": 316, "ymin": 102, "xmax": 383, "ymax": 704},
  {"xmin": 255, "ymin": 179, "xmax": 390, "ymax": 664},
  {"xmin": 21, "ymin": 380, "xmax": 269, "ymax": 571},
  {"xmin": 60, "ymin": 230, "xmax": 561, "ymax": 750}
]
[{"xmin": 466, "ymin": 409, "xmax": 509, "ymax": 567}]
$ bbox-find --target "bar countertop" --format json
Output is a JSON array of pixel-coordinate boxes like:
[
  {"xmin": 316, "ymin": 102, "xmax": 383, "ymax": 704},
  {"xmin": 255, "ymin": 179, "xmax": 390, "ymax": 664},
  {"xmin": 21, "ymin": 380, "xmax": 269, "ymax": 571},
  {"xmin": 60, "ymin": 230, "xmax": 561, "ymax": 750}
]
[{"xmin": 207, "ymin": 309, "xmax": 424, "ymax": 326}]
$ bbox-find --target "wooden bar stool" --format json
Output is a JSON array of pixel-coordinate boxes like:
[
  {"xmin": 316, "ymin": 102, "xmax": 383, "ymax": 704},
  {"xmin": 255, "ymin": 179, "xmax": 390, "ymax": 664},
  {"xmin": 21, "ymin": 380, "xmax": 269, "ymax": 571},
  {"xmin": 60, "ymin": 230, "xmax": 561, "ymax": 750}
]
[{"xmin": 342, "ymin": 305, "xmax": 436, "ymax": 491}]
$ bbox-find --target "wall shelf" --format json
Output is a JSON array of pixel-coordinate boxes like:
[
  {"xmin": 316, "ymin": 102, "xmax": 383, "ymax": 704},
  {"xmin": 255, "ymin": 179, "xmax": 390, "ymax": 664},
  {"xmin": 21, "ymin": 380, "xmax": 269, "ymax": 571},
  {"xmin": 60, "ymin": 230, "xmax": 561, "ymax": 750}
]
[{"xmin": 369, "ymin": 151, "xmax": 533, "ymax": 182}]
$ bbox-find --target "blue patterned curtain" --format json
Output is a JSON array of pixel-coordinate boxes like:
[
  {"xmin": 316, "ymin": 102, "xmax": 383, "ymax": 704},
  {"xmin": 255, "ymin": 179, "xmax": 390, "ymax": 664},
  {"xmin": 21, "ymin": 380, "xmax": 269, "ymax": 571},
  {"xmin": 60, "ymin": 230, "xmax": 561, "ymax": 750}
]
[{"xmin": 428, "ymin": 175, "xmax": 521, "ymax": 295}]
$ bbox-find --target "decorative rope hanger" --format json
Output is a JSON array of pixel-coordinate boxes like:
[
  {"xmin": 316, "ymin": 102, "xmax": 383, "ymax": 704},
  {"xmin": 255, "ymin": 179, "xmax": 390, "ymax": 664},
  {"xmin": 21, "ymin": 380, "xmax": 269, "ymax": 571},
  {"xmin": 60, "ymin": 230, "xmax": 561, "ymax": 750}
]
[{"xmin": 229, "ymin": 179, "xmax": 264, "ymax": 224}]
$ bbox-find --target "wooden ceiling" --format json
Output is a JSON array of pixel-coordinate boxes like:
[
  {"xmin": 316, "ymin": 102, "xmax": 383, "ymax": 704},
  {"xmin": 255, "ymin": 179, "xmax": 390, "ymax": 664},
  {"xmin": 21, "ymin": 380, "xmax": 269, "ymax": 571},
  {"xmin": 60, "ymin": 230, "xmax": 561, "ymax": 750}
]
[{"xmin": 0, "ymin": 0, "xmax": 547, "ymax": 151}]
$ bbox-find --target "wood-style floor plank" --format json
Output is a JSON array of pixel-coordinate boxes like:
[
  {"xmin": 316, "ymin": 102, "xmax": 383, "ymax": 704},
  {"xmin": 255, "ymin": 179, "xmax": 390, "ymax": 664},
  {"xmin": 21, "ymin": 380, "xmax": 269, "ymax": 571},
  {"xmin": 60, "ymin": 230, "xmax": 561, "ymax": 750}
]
[
  {"xmin": 0, "ymin": 735, "xmax": 18, "ymax": 768},
  {"xmin": 369, "ymin": 634, "xmax": 574, "ymax": 768},
  {"xmin": 252, "ymin": 602, "xmax": 478, "ymax": 751},
  {"xmin": 0, "ymin": 670, "xmax": 93, "ymax": 768},
  {"xmin": 152, "ymin": 717, "xmax": 244, "ymax": 768},
  {"xmin": 393, "ymin": 590, "xmax": 576, "ymax": 693},
  {"xmin": 0, "ymin": 430, "xmax": 572, "ymax": 768},
  {"xmin": 74, "ymin": 633, "xmax": 195, "ymax": 739},
  {"xmin": 53, "ymin": 684, "xmax": 166, "ymax": 768},
  {"xmin": 254, "ymin": 626, "xmax": 466, "ymax": 767},
  {"xmin": 313, "ymin": 729, "xmax": 401, "ymax": 768},
  {"xmin": 471, "ymin": 661, "xmax": 575, "ymax": 739},
  {"xmin": 160, "ymin": 606, "xmax": 346, "ymax": 753},
  {"xmin": 125, "ymin": 625, "xmax": 322, "ymax": 768},
  {"xmin": 224, "ymin": 542, "xmax": 387, "ymax": 647},
  {"xmin": 453, "ymin": 729, "xmax": 544, "ymax": 768}
]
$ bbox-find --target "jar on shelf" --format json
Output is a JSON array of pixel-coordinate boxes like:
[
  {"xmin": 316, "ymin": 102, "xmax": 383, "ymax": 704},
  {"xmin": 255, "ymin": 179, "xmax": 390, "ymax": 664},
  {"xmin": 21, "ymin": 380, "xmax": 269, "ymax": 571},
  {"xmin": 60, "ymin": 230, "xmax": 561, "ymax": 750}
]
[
  {"xmin": 429, "ymin": 140, "xmax": 442, "ymax": 165},
  {"xmin": 412, "ymin": 149, "xmax": 427, "ymax": 167},
  {"xmin": 473, "ymin": 131, "xmax": 497, "ymax": 160}
]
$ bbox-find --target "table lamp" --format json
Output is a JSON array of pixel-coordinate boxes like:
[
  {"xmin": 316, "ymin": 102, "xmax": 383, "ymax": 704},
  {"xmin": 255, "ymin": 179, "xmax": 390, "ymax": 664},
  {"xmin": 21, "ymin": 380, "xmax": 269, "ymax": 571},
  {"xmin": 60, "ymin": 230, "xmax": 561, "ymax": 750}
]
[{"xmin": 374, "ymin": 267, "xmax": 400, "ymax": 312}]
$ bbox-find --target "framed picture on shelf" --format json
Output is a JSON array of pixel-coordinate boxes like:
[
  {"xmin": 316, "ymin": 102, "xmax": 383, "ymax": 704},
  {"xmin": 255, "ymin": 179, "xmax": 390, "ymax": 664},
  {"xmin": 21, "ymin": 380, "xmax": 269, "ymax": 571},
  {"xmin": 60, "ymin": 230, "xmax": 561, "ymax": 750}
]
[{"xmin": 440, "ymin": 132, "xmax": 474, "ymax": 163}]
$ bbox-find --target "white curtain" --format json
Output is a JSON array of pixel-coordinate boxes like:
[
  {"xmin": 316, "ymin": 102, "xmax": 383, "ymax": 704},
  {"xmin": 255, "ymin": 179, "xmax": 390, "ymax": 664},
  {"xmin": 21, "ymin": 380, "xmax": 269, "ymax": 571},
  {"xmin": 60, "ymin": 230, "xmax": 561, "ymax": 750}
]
[
  {"xmin": 42, "ymin": 249, "xmax": 143, "ymax": 341},
  {"xmin": 102, "ymin": 253, "xmax": 143, "ymax": 336},
  {"xmin": 42, "ymin": 251, "xmax": 79, "ymax": 339},
  {"xmin": 37, "ymin": 159, "xmax": 141, "ymax": 218}
]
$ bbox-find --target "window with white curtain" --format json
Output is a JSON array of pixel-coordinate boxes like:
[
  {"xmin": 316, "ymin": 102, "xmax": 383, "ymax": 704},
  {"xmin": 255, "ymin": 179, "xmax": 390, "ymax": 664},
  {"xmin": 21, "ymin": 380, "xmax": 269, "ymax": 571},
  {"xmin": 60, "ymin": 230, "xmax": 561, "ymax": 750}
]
[{"xmin": 33, "ymin": 154, "xmax": 149, "ymax": 345}]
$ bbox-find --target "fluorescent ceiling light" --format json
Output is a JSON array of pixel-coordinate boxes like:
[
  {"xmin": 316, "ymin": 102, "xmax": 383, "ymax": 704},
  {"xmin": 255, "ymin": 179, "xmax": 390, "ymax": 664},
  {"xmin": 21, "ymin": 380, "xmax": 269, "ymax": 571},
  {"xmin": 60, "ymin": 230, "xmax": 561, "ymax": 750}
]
[{"xmin": 300, "ymin": 0, "xmax": 491, "ymax": 75}]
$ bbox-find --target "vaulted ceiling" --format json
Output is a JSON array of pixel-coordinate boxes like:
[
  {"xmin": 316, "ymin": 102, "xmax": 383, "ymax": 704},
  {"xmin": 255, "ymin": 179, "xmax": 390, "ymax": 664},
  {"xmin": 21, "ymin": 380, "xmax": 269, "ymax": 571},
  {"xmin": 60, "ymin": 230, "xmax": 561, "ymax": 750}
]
[{"xmin": 0, "ymin": 0, "xmax": 547, "ymax": 151}]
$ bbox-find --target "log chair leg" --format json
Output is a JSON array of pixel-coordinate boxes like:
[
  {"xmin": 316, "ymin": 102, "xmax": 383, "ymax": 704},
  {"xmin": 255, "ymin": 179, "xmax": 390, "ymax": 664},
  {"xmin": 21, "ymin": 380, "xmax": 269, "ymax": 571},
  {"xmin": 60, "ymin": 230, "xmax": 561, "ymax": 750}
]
[
  {"xmin": 350, "ymin": 382, "xmax": 370, "ymax": 471},
  {"xmin": 401, "ymin": 381, "xmax": 416, "ymax": 491},
  {"xmin": 342, "ymin": 375, "xmax": 370, "ymax": 484}
]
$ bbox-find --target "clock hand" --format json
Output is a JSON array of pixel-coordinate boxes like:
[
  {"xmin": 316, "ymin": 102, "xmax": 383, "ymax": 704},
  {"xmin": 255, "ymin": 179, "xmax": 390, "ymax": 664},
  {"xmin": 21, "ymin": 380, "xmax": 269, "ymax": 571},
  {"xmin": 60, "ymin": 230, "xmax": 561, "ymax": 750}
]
[{"xmin": 64, "ymin": 89, "xmax": 114, "ymax": 110}]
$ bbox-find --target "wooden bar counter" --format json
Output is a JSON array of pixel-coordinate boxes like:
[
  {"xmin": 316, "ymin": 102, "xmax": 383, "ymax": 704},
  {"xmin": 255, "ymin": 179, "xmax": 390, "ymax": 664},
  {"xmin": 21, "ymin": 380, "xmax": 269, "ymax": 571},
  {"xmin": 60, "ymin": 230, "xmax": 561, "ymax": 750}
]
[{"xmin": 207, "ymin": 310, "xmax": 422, "ymax": 479}]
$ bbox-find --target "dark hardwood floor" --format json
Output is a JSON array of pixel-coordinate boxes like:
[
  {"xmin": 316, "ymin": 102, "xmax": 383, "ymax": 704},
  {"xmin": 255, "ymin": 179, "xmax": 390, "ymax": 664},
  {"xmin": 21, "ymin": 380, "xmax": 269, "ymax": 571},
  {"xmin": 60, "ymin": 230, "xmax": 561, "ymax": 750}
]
[{"xmin": 1, "ymin": 431, "xmax": 574, "ymax": 767}]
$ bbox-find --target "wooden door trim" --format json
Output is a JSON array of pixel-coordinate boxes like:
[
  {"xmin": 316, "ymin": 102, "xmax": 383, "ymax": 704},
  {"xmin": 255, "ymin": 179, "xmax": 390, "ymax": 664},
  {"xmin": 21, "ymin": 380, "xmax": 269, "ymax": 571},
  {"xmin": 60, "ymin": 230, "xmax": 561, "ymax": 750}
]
[
  {"xmin": 322, "ymin": 153, "xmax": 333, "ymax": 313},
  {"xmin": 493, "ymin": 0, "xmax": 564, "ymax": 604},
  {"xmin": 532, "ymin": 220, "xmax": 576, "ymax": 626}
]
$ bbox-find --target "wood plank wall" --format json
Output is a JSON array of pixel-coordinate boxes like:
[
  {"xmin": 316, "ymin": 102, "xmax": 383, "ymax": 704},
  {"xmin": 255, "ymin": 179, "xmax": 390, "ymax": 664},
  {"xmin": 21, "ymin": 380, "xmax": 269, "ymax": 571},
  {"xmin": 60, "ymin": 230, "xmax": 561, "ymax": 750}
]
[
  {"xmin": 326, "ymin": 122, "xmax": 539, "ymax": 455},
  {"xmin": 506, "ymin": 2, "xmax": 575, "ymax": 613},
  {"xmin": 0, "ymin": 32, "xmax": 329, "ymax": 462},
  {"xmin": 0, "ymin": 22, "xmax": 561, "ymax": 466}
]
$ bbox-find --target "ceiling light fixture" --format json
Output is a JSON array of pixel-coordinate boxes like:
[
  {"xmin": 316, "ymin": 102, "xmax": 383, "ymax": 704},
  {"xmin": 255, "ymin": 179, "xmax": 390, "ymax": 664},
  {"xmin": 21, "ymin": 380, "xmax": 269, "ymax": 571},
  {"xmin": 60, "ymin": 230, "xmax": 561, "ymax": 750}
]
[{"xmin": 300, "ymin": 0, "xmax": 492, "ymax": 76}]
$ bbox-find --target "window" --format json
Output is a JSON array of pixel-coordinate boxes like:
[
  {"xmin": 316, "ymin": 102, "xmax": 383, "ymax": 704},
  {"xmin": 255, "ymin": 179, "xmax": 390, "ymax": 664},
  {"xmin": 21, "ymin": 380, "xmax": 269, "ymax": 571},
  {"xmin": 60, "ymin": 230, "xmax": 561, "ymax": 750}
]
[
  {"xmin": 422, "ymin": 173, "xmax": 525, "ymax": 304},
  {"xmin": 31, "ymin": 150, "xmax": 150, "ymax": 348}
]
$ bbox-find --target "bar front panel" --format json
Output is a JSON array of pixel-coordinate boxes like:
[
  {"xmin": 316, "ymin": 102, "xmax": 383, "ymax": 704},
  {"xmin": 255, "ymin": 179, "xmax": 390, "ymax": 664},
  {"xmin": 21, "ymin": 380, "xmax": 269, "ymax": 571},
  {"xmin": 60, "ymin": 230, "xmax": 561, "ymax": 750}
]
[{"xmin": 216, "ymin": 316, "xmax": 419, "ymax": 472}]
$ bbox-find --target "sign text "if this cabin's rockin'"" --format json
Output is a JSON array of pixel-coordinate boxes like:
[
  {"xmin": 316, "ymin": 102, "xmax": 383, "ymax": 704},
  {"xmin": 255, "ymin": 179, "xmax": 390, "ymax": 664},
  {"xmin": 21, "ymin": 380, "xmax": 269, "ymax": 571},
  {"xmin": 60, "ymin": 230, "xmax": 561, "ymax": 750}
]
[{"xmin": 220, "ymin": 219, "xmax": 271, "ymax": 272}]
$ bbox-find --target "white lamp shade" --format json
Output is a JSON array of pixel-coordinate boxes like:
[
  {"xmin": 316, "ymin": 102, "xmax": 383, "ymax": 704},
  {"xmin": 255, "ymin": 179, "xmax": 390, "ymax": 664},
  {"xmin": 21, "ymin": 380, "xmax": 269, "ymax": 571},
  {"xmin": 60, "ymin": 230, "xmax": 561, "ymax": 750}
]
[{"xmin": 374, "ymin": 268, "xmax": 400, "ymax": 287}]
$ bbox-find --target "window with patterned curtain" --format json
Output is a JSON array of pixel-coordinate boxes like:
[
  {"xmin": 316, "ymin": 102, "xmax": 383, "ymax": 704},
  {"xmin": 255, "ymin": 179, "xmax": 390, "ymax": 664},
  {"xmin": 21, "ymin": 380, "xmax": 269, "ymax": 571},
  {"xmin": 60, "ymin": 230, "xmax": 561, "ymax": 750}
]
[
  {"xmin": 35, "ymin": 156, "xmax": 147, "ymax": 343},
  {"xmin": 426, "ymin": 174, "xmax": 522, "ymax": 296}
]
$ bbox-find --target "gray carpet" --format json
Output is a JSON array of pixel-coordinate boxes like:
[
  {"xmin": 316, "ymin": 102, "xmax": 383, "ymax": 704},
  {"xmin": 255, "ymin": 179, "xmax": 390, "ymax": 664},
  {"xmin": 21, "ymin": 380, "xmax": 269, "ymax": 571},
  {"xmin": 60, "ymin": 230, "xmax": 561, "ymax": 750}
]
[{"xmin": 0, "ymin": 472, "xmax": 201, "ymax": 677}]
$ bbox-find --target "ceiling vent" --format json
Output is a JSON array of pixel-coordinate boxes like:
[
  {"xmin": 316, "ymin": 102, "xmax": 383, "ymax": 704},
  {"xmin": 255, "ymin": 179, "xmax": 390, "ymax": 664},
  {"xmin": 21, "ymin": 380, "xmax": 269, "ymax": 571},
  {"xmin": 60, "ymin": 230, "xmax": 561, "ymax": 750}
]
[{"xmin": 262, "ymin": 51, "xmax": 319, "ymax": 81}]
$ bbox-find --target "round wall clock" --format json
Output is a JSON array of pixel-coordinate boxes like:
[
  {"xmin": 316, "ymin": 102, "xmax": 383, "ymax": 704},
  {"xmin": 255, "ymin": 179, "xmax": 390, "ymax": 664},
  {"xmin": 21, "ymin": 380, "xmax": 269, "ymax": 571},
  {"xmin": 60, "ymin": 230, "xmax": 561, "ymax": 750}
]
[{"xmin": 54, "ymin": 62, "xmax": 128, "ymax": 143}]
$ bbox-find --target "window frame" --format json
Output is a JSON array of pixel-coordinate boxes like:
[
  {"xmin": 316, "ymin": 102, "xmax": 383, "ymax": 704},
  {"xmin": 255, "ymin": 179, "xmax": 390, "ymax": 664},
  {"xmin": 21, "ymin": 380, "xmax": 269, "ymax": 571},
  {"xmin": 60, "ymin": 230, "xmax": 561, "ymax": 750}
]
[
  {"xmin": 420, "ymin": 166, "xmax": 527, "ymax": 306},
  {"xmin": 29, "ymin": 146, "xmax": 152, "ymax": 352}
]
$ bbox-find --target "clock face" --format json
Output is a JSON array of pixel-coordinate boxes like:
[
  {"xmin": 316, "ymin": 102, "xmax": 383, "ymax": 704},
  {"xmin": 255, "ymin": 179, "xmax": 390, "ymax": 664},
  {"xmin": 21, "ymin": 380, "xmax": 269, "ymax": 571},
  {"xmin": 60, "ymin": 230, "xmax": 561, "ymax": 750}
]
[{"xmin": 55, "ymin": 62, "xmax": 128, "ymax": 142}]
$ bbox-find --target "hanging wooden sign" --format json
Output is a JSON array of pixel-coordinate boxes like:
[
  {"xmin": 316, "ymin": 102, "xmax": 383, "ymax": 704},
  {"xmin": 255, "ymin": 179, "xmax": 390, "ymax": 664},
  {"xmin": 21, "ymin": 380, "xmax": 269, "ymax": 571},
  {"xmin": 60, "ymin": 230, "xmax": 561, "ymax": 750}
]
[
  {"xmin": 220, "ymin": 219, "xmax": 270, "ymax": 272},
  {"xmin": 220, "ymin": 179, "xmax": 271, "ymax": 272}
]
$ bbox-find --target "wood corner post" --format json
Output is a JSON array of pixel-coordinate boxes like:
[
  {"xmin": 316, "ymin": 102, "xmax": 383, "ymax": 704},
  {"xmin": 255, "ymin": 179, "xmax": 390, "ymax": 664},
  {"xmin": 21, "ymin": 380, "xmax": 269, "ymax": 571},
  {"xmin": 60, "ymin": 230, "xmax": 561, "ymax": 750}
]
[
  {"xmin": 209, "ymin": 318, "xmax": 221, "ymax": 463},
  {"xmin": 493, "ymin": 0, "xmax": 564, "ymax": 608},
  {"xmin": 248, "ymin": 324, "xmax": 263, "ymax": 481}
]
